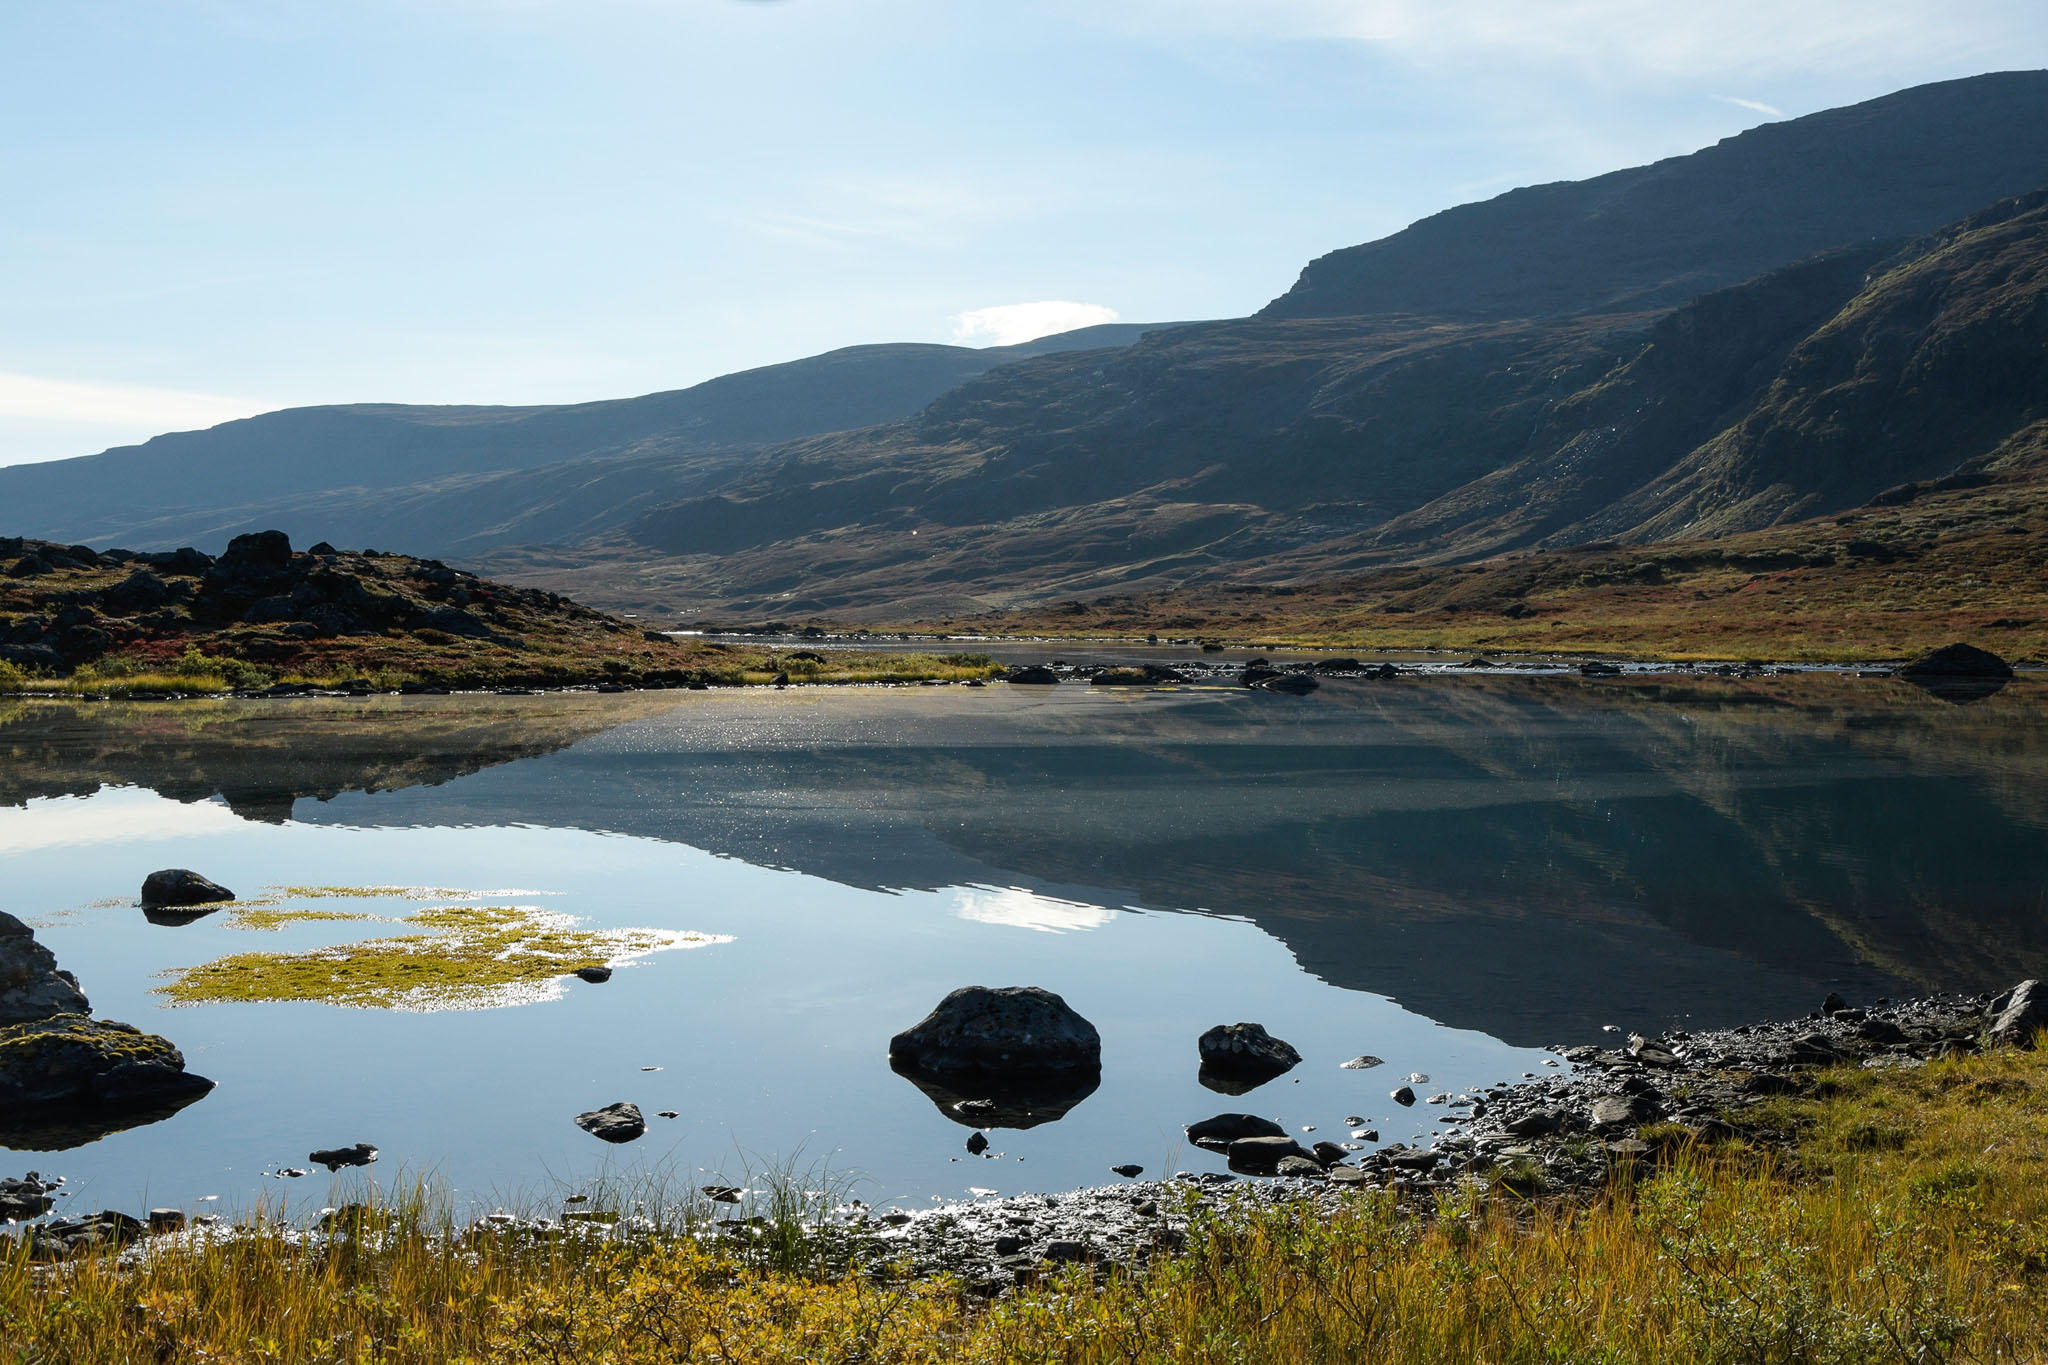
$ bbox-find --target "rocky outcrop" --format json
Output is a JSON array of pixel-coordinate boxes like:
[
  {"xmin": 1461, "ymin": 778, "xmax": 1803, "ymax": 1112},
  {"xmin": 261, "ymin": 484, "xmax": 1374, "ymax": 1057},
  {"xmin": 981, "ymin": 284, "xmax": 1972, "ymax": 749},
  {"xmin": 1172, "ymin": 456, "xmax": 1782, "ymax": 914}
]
[
  {"xmin": 0, "ymin": 918, "xmax": 214, "ymax": 1149},
  {"xmin": 0, "ymin": 912, "xmax": 90, "ymax": 1025},
  {"xmin": 1989, "ymin": 980, "xmax": 2046, "ymax": 1048},
  {"xmin": 0, "ymin": 1015, "xmax": 215, "ymax": 1150}
]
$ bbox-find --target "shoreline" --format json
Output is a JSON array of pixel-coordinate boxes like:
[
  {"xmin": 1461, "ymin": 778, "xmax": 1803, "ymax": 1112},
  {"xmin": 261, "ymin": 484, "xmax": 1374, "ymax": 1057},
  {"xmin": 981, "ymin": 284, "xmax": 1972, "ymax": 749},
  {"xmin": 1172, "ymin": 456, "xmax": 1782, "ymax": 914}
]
[{"xmin": 5, "ymin": 984, "xmax": 2017, "ymax": 1274}]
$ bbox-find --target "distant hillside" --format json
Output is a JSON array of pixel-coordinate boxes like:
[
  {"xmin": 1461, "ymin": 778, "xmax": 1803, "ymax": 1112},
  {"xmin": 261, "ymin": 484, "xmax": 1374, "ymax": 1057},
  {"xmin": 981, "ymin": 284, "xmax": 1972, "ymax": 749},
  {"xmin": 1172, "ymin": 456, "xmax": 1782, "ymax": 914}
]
[
  {"xmin": 0, "ymin": 323, "xmax": 1170, "ymax": 554},
  {"xmin": 1263, "ymin": 70, "xmax": 2048, "ymax": 320},
  {"xmin": 498, "ymin": 183, "xmax": 2048, "ymax": 619}
]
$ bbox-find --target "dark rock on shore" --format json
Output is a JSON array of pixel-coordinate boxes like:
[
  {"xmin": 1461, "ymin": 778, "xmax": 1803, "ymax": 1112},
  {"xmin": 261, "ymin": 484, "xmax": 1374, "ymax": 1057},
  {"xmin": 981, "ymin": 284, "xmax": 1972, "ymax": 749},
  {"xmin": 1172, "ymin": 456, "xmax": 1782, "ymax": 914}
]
[
  {"xmin": 309, "ymin": 1142, "xmax": 379, "ymax": 1171},
  {"xmin": 1226, "ymin": 1134, "xmax": 1312, "ymax": 1173},
  {"xmin": 0, "ymin": 912, "xmax": 90, "ymax": 1025},
  {"xmin": 140, "ymin": 869, "xmax": 236, "ymax": 909},
  {"xmin": 574, "ymin": 1102, "xmax": 647, "ymax": 1144},
  {"xmin": 1989, "ymin": 980, "xmax": 2045, "ymax": 1047},
  {"xmin": 0, "ymin": 1171, "xmax": 59, "ymax": 1220},
  {"xmin": 1005, "ymin": 665, "xmax": 1059, "ymax": 684},
  {"xmin": 573, "ymin": 965, "xmax": 613, "ymax": 984},
  {"xmin": 1186, "ymin": 1113, "xmax": 1288, "ymax": 1149}
]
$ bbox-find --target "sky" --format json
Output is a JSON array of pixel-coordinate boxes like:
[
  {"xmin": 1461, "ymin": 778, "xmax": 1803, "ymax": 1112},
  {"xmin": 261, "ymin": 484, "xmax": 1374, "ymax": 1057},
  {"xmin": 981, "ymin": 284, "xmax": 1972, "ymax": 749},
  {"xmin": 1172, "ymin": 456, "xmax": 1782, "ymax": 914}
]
[{"xmin": 2, "ymin": 2, "xmax": 2046, "ymax": 467}]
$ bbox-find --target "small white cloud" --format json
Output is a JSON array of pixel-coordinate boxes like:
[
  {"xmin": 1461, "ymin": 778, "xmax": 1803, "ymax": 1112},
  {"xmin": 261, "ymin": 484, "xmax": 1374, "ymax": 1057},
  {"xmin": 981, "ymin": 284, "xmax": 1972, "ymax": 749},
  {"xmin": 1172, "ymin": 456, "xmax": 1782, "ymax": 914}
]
[
  {"xmin": 950, "ymin": 301, "xmax": 1121, "ymax": 347},
  {"xmin": 1713, "ymin": 94, "xmax": 1785, "ymax": 118},
  {"xmin": 0, "ymin": 371, "xmax": 270, "ymax": 432}
]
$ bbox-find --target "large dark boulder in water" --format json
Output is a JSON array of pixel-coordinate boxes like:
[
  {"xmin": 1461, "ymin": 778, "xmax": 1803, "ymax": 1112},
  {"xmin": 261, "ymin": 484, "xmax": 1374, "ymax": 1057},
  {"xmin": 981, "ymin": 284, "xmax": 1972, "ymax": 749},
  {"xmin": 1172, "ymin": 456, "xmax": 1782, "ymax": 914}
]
[
  {"xmin": 889, "ymin": 986, "xmax": 1102, "ymax": 1130},
  {"xmin": 1900, "ymin": 642, "xmax": 2014, "ymax": 678},
  {"xmin": 1198, "ymin": 1022, "xmax": 1302, "ymax": 1087},
  {"xmin": 574, "ymin": 1102, "xmax": 647, "ymax": 1144},
  {"xmin": 1898, "ymin": 642, "xmax": 2014, "ymax": 703},
  {"xmin": 889, "ymin": 985, "xmax": 1101, "ymax": 1076},
  {"xmin": 141, "ymin": 869, "xmax": 236, "ymax": 909},
  {"xmin": 0, "ymin": 913, "xmax": 90, "ymax": 1025},
  {"xmin": 0, "ymin": 1015, "xmax": 214, "ymax": 1149}
]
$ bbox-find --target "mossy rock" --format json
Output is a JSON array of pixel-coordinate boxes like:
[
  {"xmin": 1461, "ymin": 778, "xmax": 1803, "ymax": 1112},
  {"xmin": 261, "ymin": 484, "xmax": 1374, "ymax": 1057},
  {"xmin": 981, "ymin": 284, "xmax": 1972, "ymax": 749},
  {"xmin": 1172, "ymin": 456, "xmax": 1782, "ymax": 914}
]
[{"xmin": 0, "ymin": 1014, "xmax": 214, "ymax": 1149}]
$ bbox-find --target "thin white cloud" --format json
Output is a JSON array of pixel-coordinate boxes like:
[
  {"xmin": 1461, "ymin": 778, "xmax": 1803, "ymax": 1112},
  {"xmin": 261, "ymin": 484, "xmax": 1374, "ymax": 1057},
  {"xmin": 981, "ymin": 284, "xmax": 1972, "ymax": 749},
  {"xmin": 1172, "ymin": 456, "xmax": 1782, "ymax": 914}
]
[
  {"xmin": 951, "ymin": 301, "xmax": 1121, "ymax": 347},
  {"xmin": 1097, "ymin": 0, "xmax": 2037, "ymax": 81},
  {"xmin": 0, "ymin": 371, "xmax": 270, "ymax": 432},
  {"xmin": 1714, "ymin": 94, "xmax": 1786, "ymax": 117}
]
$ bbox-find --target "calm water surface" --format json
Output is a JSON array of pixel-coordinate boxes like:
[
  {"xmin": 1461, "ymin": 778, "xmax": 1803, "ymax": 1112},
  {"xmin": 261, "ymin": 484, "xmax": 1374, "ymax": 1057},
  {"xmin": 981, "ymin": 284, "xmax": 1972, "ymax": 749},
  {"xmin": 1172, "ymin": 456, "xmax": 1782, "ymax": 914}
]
[{"xmin": 2, "ymin": 675, "xmax": 2043, "ymax": 1218}]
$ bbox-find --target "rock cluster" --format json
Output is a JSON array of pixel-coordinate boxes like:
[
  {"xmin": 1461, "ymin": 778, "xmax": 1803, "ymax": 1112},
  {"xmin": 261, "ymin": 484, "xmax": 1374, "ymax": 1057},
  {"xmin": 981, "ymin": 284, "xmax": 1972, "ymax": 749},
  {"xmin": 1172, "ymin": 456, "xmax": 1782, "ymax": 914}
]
[{"xmin": 0, "ymin": 913, "xmax": 213, "ymax": 1149}]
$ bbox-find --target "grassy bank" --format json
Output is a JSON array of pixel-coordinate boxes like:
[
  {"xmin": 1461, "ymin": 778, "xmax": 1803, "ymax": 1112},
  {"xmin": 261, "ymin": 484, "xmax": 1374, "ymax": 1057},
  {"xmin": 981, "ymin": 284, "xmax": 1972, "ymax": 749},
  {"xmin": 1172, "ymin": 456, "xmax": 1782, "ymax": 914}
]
[
  {"xmin": 9, "ymin": 1041, "xmax": 2048, "ymax": 1361},
  {"xmin": 896, "ymin": 478, "xmax": 2048, "ymax": 663}
]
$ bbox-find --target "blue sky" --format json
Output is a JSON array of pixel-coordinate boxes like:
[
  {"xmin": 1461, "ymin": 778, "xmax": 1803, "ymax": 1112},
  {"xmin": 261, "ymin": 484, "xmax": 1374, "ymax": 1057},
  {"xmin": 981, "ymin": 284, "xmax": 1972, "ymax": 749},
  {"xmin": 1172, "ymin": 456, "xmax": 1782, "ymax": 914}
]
[{"xmin": 3, "ymin": 1, "xmax": 2046, "ymax": 466}]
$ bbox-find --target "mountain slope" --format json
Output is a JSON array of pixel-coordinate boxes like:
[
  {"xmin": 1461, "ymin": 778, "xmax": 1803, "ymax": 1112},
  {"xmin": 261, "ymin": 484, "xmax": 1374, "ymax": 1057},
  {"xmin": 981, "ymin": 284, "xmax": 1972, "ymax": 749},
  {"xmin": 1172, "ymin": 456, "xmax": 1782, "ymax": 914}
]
[
  {"xmin": 497, "ymin": 186, "xmax": 2048, "ymax": 619},
  {"xmin": 0, "ymin": 323, "xmax": 1169, "ymax": 553},
  {"xmin": 1264, "ymin": 70, "xmax": 2048, "ymax": 320}
]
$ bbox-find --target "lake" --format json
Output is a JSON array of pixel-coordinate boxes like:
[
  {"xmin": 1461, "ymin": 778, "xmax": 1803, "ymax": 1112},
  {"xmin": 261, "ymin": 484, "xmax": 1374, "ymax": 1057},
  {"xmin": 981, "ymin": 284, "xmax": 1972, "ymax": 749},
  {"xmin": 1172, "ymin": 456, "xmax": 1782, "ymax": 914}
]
[{"xmin": 2, "ymin": 671, "xmax": 2044, "ymax": 1219}]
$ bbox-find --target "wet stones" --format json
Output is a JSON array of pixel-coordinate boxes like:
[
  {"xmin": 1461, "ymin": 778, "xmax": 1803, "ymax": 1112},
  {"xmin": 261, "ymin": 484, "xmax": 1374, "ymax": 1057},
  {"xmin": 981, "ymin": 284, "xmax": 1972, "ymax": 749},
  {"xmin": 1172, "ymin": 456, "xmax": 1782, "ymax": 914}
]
[
  {"xmin": 1185, "ymin": 1113, "xmax": 1287, "ymax": 1149},
  {"xmin": 1225, "ymin": 1135, "xmax": 1310, "ymax": 1173},
  {"xmin": 573, "ymin": 1102, "xmax": 646, "ymax": 1144},
  {"xmin": 0, "ymin": 1172, "xmax": 58, "ymax": 1220},
  {"xmin": 573, "ymin": 965, "xmax": 613, "ymax": 984},
  {"xmin": 140, "ymin": 869, "xmax": 236, "ymax": 910}
]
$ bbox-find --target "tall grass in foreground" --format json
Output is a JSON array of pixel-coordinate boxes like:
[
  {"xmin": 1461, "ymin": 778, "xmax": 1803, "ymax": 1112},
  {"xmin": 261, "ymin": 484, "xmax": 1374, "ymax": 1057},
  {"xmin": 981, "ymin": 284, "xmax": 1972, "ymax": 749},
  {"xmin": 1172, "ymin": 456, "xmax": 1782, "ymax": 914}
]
[{"xmin": 8, "ymin": 1045, "xmax": 2048, "ymax": 1362}]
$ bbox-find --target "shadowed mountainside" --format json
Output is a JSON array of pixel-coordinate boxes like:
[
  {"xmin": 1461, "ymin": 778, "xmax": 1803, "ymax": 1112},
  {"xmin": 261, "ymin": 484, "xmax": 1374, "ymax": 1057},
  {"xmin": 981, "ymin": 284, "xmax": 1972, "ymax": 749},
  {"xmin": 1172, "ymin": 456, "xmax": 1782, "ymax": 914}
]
[
  {"xmin": 1263, "ymin": 70, "xmax": 2048, "ymax": 321},
  {"xmin": 499, "ymin": 182, "xmax": 2048, "ymax": 621}
]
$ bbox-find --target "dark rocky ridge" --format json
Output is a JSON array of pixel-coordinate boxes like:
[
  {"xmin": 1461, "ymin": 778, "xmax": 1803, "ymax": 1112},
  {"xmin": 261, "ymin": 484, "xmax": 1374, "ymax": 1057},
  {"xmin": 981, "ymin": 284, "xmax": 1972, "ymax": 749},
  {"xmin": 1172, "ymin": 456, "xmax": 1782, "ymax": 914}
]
[{"xmin": 1264, "ymin": 71, "xmax": 2048, "ymax": 321}]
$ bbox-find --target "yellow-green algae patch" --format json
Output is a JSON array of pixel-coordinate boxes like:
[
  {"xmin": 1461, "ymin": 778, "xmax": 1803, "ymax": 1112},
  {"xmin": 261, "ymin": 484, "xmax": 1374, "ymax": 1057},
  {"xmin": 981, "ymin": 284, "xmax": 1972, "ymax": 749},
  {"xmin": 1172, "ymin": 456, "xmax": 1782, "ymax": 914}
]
[{"xmin": 158, "ymin": 903, "xmax": 726, "ymax": 1011}]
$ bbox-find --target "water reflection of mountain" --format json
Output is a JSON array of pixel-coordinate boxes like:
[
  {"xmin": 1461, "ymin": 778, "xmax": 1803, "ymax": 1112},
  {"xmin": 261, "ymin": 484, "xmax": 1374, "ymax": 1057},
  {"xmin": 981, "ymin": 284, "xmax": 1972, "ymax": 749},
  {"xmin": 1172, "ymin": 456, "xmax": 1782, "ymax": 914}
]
[
  {"xmin": 0, "ymin": 692, "xmax": 686, "ymax": 822},
  {"xmin": 8, "ymin": 680, "xmax": 2045, "ymax": 1044}
]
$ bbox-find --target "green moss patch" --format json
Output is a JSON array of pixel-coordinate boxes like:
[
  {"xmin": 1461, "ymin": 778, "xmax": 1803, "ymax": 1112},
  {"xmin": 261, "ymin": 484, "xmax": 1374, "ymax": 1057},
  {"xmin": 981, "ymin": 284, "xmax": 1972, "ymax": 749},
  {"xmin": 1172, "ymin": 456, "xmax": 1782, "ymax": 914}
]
[{"xmin": 159, "ymin": 903, "xmax": 726, "ymax": 1011}]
